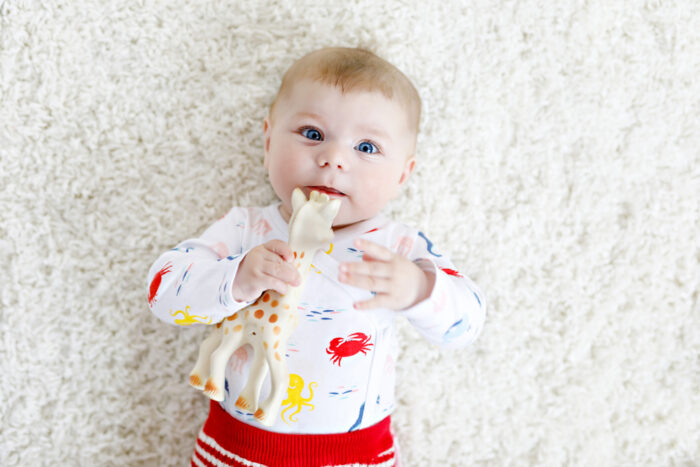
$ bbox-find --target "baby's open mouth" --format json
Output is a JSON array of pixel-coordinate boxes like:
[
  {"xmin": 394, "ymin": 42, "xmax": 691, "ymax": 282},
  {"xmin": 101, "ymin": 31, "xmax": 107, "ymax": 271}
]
[{"xmin": 308, "ymin": 186, "xmax": 346, "ymax": 197}]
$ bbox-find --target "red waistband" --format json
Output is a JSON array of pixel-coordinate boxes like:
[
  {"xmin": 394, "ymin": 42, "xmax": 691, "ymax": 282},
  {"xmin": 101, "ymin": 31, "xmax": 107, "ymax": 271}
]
[{"xmin": 194, "ymin": 400, "xmax": 395, "ymax": 467}]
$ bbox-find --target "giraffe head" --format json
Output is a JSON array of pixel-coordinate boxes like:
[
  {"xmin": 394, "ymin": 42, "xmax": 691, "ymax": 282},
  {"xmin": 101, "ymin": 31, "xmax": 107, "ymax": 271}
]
[{"xmin": 288, "ymin": 188, "xmax": 341, "ymax": 251}]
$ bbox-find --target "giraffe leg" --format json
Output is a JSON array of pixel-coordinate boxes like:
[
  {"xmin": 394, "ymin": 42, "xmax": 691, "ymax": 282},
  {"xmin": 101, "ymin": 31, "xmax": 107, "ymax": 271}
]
[
  {"xmin": 235, "ymin": 343, "xmax": 268, "ymax": 413},
  {"xmin": 204, "ymin": 330, "xmax": 244, "ymax": 402},
  {"xmin": 189, "ymin": 326, "xmax": 222, "ymax": 390},
  {"xmin": 255, "ymin": 347, "xmax": 288, "ymax": 426}
]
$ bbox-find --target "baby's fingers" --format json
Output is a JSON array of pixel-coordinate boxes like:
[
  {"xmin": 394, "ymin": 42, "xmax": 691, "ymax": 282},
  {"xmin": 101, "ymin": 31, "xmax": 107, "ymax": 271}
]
[
  {"xmin": 354, "ymin": 238, "xmax": 394, "ymax": 261},
  {"xmin": 263, "ymin": 239, "xmax": 295, "ymax": 262},
  {"xmin": 261, "ymin": 274, "xmax": 293, "ymax": 296},
  {"xmin": 263, "ymin": 257, "xmax": 302, "ymax": 287},
  {"xmin": 339, "ymin": 269, "xmax": 392, "ymax": 294}
]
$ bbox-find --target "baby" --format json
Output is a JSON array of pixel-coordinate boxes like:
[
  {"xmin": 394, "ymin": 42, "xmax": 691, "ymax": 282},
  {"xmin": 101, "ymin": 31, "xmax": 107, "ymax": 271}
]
[{"xmin": 147, "ymin": 47, "xmax": 486, "ymax": 467}]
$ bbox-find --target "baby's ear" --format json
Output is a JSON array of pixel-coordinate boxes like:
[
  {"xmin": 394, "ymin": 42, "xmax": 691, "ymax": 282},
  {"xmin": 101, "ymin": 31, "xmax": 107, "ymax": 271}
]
[{"xmin": 398, "ymin": 157, "xmax": 416, "ymax": 185}]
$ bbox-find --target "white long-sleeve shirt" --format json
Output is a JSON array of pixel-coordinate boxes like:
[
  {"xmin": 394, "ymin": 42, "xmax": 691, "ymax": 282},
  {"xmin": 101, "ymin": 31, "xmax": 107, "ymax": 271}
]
[{"xmin": 146, "ymin": 202, "xmax": 485, "ymax": 434}]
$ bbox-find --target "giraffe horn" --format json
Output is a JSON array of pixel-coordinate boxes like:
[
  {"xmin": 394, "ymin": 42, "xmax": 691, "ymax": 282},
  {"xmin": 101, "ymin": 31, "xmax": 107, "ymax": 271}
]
[{"xmin": 291, "ymin": 187, "xmax": 307, "ymax": 213}]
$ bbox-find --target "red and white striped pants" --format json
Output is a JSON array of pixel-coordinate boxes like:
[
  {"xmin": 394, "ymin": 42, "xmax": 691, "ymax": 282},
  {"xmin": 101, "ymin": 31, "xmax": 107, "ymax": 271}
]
[{"xmin": 191, "ymin": 401, "xmax": 398, "ymax": 467}]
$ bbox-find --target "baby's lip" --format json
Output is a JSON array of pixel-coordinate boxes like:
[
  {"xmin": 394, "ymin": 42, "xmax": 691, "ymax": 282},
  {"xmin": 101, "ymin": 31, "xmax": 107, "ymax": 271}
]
[{"xmin": 307, "ymin": 186, "xmax": 346, "ymax": 197}]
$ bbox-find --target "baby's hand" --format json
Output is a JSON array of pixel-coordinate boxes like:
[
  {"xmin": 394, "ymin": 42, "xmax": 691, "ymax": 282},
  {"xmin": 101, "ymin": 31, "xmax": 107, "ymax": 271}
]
[
  {"xmin": 339, "ymin": 239, "xmax": 435, "ymax": 311},
  {"xmin": 232, "ymin": 240, "xmax": 302, "ymax": 302}
]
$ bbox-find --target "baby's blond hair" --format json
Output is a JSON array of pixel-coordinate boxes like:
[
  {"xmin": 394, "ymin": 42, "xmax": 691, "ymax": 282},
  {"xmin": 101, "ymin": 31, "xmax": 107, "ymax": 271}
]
[{"xmin": 269, "ymin": 47, "xmax": 421, "ymax": 140}]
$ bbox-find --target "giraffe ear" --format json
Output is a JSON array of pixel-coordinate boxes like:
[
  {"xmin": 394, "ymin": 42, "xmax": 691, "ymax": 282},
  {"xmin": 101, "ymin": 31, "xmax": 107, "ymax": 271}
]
[
  {"xmin": 291, "ymin": 188, "xmax": 307, "ymax": 213},
  {"xmin": 322, "ymin": 199, "xmax": 341, "ymax": 221}
]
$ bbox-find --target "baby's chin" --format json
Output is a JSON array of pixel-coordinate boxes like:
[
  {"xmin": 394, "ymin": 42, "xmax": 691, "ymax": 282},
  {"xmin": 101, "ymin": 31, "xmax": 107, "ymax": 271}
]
[
  {"xmin": 330, "ymin": 210, "xmax": 357, "ymax": 230},
  {"xmin": 331, "ymin": 206, "xmax": 381, "ymax": 231}
]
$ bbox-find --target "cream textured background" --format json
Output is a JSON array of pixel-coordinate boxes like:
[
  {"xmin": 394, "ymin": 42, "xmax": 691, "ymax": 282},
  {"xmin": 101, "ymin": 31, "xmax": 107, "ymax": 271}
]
[{"xmin": 1, "ymin": 0, "xmax": 698, "ymax": 465}]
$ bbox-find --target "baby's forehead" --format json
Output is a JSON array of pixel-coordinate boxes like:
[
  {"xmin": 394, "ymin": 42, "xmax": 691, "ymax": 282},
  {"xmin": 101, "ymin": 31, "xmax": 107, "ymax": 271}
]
[{"xmin": 285, "ymin": 79, "xmax": 411, "ymax": 120}]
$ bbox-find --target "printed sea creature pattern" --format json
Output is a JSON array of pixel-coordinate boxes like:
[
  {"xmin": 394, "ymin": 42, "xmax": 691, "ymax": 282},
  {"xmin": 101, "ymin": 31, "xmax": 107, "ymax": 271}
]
[
  {"xmin": 443, "ymin": 315, "xmax": 472, "ymax": 344},
  {"xmin": 147, "ymin": 205, "xmax": 485, "ymax": 432},
  {"xmin": 148, "ymin": 261, "xmax": 172, "ymax": 307},
  {"xmin": 280, "ymin": 374, "xmax": 317, "ymax": 425},
  {"xmin": 170, "ymin": 305, "xmax": 212, "ymax": 325},
  {"xmin": 326, "ymin": 332, "xmax": 374, "ymax": 366}
]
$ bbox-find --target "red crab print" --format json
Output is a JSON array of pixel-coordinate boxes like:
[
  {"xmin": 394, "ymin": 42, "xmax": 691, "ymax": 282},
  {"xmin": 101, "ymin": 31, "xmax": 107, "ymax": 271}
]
[
  {"xmin": 440, "ymin": 267, "xmax": 463, "ymax": 278},
  {"xmin": 326, "ymin": 332, "xmax": 373, "ymax": 366},
  {"xmin": 148, "ymin": 262, "xmax": 173, "ymax": 307}
]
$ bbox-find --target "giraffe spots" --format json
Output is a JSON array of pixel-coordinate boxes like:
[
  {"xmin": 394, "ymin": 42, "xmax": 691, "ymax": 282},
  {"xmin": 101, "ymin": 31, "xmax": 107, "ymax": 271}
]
[
  {"xmin": 254, "ymin": 408, "xmax": 265, "ymax": 420},
  {"xmin": 296, "ymin": 262, "xmax": 302, "ymax": 269},
  {"xmin": 216, "ymin": 322, "xmax": 222, "ymax": 329},
  {"xmin": 263, "ymin": 342, "xmax": 269, "ymax": 350},
  {"xmin": 234, "ymin": 325, "xmax": 242, "ymax": 332},
  {"xmin": 275, "ymin": 352, "xmax": 281, "ymax": 361},
  {"xmin": 236, "ymin": 396, "xmax": 250, "ymax": 410},
  {"xmin": 293, "ymin": 251, "xmax": 297, "ymax": 259},
  {"xmin": 224, "ymin": 328, "xmax": 229, "ymax": 335},
  {"xmin": 262, "ymin": 293, "xmax": 270, "ymax": 302},
  {"xmin": 271, "ymin": 300, "xmax": 279, "ymax": 307},
  {"xmin": 269, "ymin": 314, "xmax": 278, "ymax": 323},
  {"xmin": 245, "ymin": 309, "xmax": 250, "ymax": 319},
  {"xmin": 284, "ymin": 304, "xmax": 290, "ymax": 310},
  {"xmin": 204, "ymin": 379, "xmax": 218, "ymax": 393},
  {"xmin": 254, "ymin": 309, "xmax": 264, "ymax": 319},
  {"xmin": 189, "ymin": 374, "xmax": 202, "ymax": 387},
  {"xmin": 300, "ymin": 251, "xmax": 305, "ymax": 259},
  {"xmin": 274, "ymin": 326, "xmax": 281, "ymax": 335},
  {"xmin": 227, "ymin": 312, "xmax": 239, "ymax": 321},
  {"xmin": 274, "ymin": 341, "xmax": 279, "ymax": 349}
]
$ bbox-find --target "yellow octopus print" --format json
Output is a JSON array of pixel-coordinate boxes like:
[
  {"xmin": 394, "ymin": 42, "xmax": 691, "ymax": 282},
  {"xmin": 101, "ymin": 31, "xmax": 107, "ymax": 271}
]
[
  {"xmin": 169, "ymin": 306, "xmax": 212, "ymax": 325},
  {"xmin": 280, "ymin": 374, "xmax": 317, "ymax": 425}
]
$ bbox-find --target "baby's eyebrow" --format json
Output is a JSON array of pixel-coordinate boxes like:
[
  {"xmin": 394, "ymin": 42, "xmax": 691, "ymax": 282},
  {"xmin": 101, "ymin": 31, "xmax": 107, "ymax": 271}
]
[
  {"xmin": 356, "ymin": 125, "xmax": 391, "ymax": 142},
  {"xmin": 293, "ymin": 111, "xmax": 325, "ymax": 122}
]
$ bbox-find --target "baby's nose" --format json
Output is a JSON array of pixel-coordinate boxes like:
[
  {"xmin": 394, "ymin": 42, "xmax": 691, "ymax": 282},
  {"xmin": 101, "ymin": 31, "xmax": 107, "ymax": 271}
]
[{"xmin": 317, "ymin": 143, "xmax": 347, "ymax": 170}]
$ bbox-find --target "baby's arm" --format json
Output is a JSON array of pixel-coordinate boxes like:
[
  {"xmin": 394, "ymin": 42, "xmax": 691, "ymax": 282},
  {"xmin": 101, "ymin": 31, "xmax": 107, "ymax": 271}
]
[
  {"xmin": 146, "ymin": 208, "xmax": 300, "ymax": 326},
  {"xmin": 399, "ymin": 231, "xmax": 486, "ymax": 349},
  {"xmin": 339, "ymin": 233, "xmax": 485, "ymax": 349}
]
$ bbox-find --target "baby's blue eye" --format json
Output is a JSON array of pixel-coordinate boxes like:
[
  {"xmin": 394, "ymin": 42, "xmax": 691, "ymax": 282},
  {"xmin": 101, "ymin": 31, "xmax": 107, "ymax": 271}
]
[
  {"xmin": 301, "ymin": 128, "xmax": 322, "ymax": 141},
  {"xmin": 356, "ymin": 141, "xmax": 378, "ymax": 154}
]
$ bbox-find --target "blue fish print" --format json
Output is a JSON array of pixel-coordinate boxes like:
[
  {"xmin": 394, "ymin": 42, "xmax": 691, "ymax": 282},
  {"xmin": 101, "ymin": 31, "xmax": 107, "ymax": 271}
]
[{"xmin": 443, "ymin": 316, "xmax": 472, "ymax": 344}]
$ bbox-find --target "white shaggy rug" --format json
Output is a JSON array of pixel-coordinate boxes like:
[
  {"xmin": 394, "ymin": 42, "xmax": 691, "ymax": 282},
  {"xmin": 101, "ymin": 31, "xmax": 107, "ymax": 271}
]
[{"xmin": 1, "ymin": 0, "xmax": 698, "ymax": 465}]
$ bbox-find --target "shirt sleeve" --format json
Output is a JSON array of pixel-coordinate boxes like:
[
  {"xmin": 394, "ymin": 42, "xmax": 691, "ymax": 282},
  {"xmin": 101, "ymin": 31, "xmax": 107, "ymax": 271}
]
[
  {"xmin": 396, "ymin": 229, "xmax": 486, "ymax": 349},
  {"xmin": 145, "ymin": 206, "xmax": 255, "ymax": 327}
]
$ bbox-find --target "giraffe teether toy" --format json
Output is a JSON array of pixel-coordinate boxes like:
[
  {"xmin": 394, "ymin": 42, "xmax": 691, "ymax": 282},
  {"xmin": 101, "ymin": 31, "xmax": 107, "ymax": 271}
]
[{"xmin": 188, "ymin": 188, "xmax": 341, "ymax": 426}]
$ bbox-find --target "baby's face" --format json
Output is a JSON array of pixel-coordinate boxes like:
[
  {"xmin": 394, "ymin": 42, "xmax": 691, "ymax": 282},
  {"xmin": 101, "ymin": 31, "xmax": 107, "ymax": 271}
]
[{"xmin": 264, "ymin": 79, "xmax": 416, "ymax": 229}]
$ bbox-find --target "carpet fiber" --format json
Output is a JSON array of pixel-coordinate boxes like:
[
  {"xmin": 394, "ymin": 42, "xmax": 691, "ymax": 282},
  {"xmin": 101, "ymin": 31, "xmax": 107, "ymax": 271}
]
[{"xmin": 1, "ymin": 0, "xmax": 698, "ymax": 465}]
